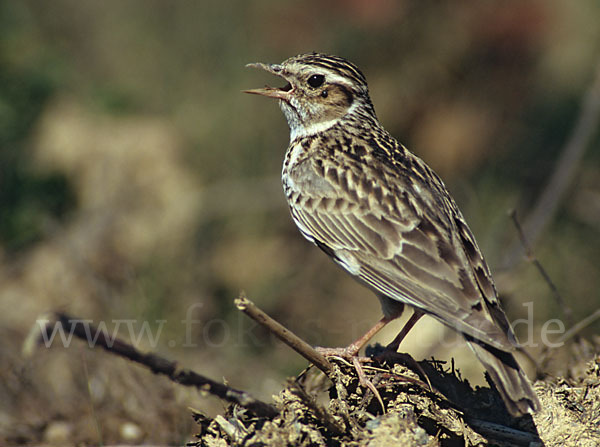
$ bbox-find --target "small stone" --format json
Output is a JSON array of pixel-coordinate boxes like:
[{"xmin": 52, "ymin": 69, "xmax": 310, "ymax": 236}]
[
  {"xmin": 365, "ymin": 418, "xmax": 381, "ymax": 430},
  {"xmin": 414, "ymin": 427, "xmax": 430, "ymax": 445},
  {"xmin": 120, "ymin": 421, "xmax": 143, "ymax": 442},
  {"xmin": 43, "ymin": 421, "xmax": 73, "ymax": 444}
]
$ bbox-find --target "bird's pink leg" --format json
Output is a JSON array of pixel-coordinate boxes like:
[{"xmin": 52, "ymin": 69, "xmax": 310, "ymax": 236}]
[
  {"xmin": 316, "ymin": 315, "xmax": 393, "ymax": 357},
  {"xmin": 315, "ymin": 316, "xmax": 394, "ymax": 412},
  {"xmin": 381, "ymin": 309, "xmax": 431, "ymax": 389},
  {"xmin": 385, "ymin": 309, "xmax": 424, "ymax": 352}
]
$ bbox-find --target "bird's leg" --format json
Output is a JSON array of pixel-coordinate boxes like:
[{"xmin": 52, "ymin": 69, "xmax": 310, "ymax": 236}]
[
  {"xmin": 315, "ymin": 316, "xmax": 394, "ymax": 414},
  {"xmin": 315, "ymin": 315, "xmax": 393, "ymax": 358},
  {"xmin": 352, "ymin": 356, "xmax": 386, "ymax": 413},
  {"xmin": 385, "ymin": 309, "xmax": 424, "ymax": 352},
  {"xmin": 380, "ymin": 309, "xmax": 432, "ymax": 389}
]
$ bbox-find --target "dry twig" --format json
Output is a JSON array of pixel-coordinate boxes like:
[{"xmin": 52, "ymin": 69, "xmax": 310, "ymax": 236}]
[
  {"xmin": 467, "ymin": 418, "xmax": 542, "ymax": 446},
  {"xmin": 509, "ymin": 209, "xmax": 573, "ymax": 326},
  {"xmin": 557, "ymin": 309, "xmax": 600, "ymax": 344},
  {"xmin": 288, "ymin": 380, "xmax": 346, "ymax": 435},
  {"xmin": 504, "ymin": 59, "xmax": 600, "ymax": 267},
  {"xmin": 34, "ymin": 312, "xmax": 278, "ymax": 418},
  {"xmin": 235, "ymin": 293, "xmax": 333, "ymax": 376}
]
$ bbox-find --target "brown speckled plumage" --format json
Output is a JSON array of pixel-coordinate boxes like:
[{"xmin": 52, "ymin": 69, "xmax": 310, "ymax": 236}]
[{"xmin": 246, "ymin": 53, "xmax": 540, "ymax": 416}]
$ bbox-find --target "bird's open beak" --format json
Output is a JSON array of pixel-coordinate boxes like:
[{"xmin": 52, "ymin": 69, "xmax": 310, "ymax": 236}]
[{"xmin": 244, "ymin": 62, "xmax": 292, "ymax": 100}]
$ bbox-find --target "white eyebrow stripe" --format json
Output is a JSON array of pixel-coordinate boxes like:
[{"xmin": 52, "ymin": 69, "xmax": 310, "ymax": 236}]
[
  {"xmin": 294, "ymin": 66, "xmax": 354, "ymax": 89},
  {"xmin": 320, "ymin": 72, "xmax": 354, "ymax": 88}
]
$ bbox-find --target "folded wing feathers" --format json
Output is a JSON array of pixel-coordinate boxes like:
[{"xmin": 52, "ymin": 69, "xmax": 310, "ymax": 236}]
[{"xmin": 288, "ymin": 157, "xmax": 514, "ymax": 351}]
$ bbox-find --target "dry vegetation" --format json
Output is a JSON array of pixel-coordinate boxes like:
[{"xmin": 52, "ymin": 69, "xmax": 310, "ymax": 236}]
[
  {"xmin": 1, "ymin": 1, "xmax": 600, "ymax": 445},
  {"xmin": 189, "ymin": 344, "xmax": 600, "ymax": 446}
]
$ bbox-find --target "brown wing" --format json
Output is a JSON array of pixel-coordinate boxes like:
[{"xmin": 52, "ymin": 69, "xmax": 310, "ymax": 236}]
[{"xmin": 287, "ymin": 151, "xmax": 514, "ymax": 351}]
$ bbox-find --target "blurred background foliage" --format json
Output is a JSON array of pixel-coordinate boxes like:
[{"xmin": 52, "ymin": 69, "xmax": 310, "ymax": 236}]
[{"xmin": 1, "ymin": 0, "xmax": 599, "ymax": 444}]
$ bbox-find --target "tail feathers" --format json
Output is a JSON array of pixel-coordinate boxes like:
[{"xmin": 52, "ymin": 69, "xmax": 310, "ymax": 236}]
[{"xmin": 467, "ymin": 338, "xmax": 541, "ymax": 417}]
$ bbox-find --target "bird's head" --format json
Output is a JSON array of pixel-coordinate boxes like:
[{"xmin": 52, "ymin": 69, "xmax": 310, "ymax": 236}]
[{"xmin": 245, "ymin": 53, "xmax": 376, "ymax": 140}]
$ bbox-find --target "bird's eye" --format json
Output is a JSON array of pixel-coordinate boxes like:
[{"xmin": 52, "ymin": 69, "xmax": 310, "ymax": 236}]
[{"xmin": 307, "ymin": 74, "xmax": 325, "ymax": 88}]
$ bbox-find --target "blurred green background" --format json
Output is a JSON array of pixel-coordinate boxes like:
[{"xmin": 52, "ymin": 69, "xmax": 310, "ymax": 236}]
[{"xmin": 1, "ymin": 0, "xmax": 599, "ymax": 444}]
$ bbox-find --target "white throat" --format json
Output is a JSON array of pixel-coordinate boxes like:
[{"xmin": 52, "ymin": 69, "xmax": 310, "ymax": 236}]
[
  {"xmin": 288, "ymin": 118, "xmax": 339, "ymax": 142},
  {"xmin": 281, "ymin": 99, "xmax": 359, "ymax": 142}
]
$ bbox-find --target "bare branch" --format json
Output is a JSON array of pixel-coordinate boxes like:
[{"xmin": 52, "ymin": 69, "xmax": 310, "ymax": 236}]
[
  {"xmin": 235, "ymin": 293, "xmax": 333, "ymax": 376},
  {"xmin": 504, "ymin": 59, "xmax": 600, "ymax": 267},
  {"xmin": 467, "ymin": 418, "xmax": 542, "ymax": 445},
  {"xmin": 509, "ymin": 209, "xmax": 573, "ymax": 326},
  {"xmin": 34, "ymin": 313, "xmax": 278, "ymax": 418},
  {"xmin": 558, "ymin": 308, "xmax": 600, "ymax": 344},
  {"xmin": 288, "ymin": 380, "xmax": 345, "ymax": 435}
]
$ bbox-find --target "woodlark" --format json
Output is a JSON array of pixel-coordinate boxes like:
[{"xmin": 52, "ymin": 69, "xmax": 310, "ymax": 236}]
[{"xmin": 245, "ymin": 53, "xmax": 540, "ymax": 416}]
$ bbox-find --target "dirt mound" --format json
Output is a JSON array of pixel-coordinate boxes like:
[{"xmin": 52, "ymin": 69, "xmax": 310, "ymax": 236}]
[{"xmin": 189, "ymin": 351, "xmax": 600, "ymax": 446}]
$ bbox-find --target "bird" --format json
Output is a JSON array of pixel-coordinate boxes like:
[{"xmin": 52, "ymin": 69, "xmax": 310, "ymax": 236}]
[{"xmin": 244, "ymin": 52, "xmax": 540, "ymax": 416}]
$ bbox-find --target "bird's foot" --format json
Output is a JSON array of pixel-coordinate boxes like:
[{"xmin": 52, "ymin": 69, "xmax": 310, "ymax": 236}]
[
  {"xmin": 315, "ymin": 345, "xmax": 369, "ymax": 361},
  {"xmin": 316, "ymin": 346, "xmax": 385, "ymax": 412}
]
